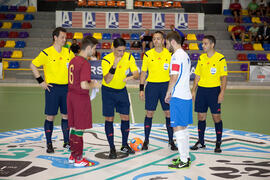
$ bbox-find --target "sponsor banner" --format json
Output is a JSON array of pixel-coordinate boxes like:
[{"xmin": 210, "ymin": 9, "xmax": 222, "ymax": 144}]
[
  {"xmin": 0, "ymin": 59, "xmax": 2, "ymax": 80},
  {"xmin": 90, "ymin": 60, "xmax": 197, "ymax": 80},
  {"xmin": 250, "ymin": 62, "xmax": 270, "ymax": 82},
  {"xmin": 56, "ymin": 11, "xmax": 204, "ymax": 30}
]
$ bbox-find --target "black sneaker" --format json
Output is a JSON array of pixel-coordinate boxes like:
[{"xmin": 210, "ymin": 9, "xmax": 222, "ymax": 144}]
[
  {"xmin": 46, "ymin": 143, "xmax": 54, "ymax": 153},
  {"xmin": 168, "ymin": 159, "xmax": 190, "ymax": 169},
  {"xmin": 142, "ymin": 140, "xmax": 149, "ymax": 150},
  {"xmin": 120, "ymin": 145, "xmax": 135, "ymax": 154},
  {"xmin": 214, "ymin": 141, "xmax": 222, "ymax": 153},
  {"xmin": 63, "ymin": 142, "xmax": 70, "ymax": 149},
  {"xmin": 169, "ymin": 141, "xmax": 178, "ymax": 151},
  {"xmin": 190, "ymin": 141, "xmax": 206, "ymax": 150},
  {"xmin": 108, "ymin": 148, "xmax": 117, "ymax": 159},
  {"xmin": 172, "ymin": 157, "xmax": 191, "ymax": 165}
]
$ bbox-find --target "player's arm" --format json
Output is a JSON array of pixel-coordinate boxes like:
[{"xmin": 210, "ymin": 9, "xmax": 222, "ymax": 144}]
[
  {"xmin": 165, "ymin": 74, "xmax": 178, "ymax": 104},
  {"xmin": 218, "ymin": 76, "xmax": 227, "ymax": 103},
  {"xmin": 81, "ymin": 80, "xmax": 100, "ymax": 89},
  {"xmin": 191, "ymin": 75, "xmax": 200, "ymax": 101},
  {"xmin": 103, "ymin": 56, "xmax": 121, "ymax": 84},
  {"xmin": 139, "ymin": 71, "xmax": 147, "ymax": 101},
  {"xmin": 30, "ymin": 62, "xmax": 52, "ymax": 91}
]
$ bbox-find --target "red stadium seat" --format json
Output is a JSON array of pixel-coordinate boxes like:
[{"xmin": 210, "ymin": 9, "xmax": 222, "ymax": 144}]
[
  {"xmin": 77, "ymin": 0, "xmax": 87, "ymax": 6},
  {"xmin": 243, "ymin": 43, "xmax": 254, "ymax": 51},
  {"xmin": 8, "ymin": 31, "xmax": 19, "ymax": 38},
  {"xmin": 163, "ymin": 1, "xmax": 172, "ymax": 8},
  {"xmin": 66, "ymin": 32, "xmax": 73, "ymax": 39},
  {"xmin": 153, "ymin": 1, "xmax": 162, "ymax": 8},
  {"xmin": 21, "ymin": 22, "xmax": 32, "ymax": 29},
  {"xmin": 237, "ymin": 53, "xmax": 248, "ymax": 61},
  {"xmin": 144, "ymin": 1, "xmax": 153, "ymax": 8},
  {"xmin": 134, "ymin": 1, "xmax": 143, "ymax": 8},
  {"xmin": 116, "ymin": 1, "xmax": 125, "ymax": 7},
  {"xmin": 121, "ymin": 33, "xmax": 130, "ymax": 40},
  {"xmin": 102, "ymin": 42, "xmax": 111, "ymax": 49},
  {"xmin": 182, "ymin": 43, "xmax": 189, "ymax": 50},
  {"xmin": 0, "ymin": 40, "xmax": 5, "ymax": 47},
  {"xmin": 107, "ymin": 1, "xmax": 115, "ymax": 7},
  {"xmin": 97, "ymin": 1, "xmax": 106, "ymax": 7},
  {"xmin": 173, "ymin": 1, "xmax": 182, "ymax": 8},
  {"xmin": 18, "ymin": 6, "xmax": 27, "ymax": 12}
]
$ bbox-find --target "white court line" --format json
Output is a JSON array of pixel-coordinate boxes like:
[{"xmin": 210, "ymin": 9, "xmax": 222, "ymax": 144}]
[{"xmin": 128, "ymin": 93, "xmax": 135, "ymax": 124}]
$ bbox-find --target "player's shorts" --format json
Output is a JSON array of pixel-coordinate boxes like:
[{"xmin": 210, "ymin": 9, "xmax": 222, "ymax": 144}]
[
  {"xmin": 67, "ymin": 92, "xmax": 92, "ymax": 130},
  {"xmin": 45, "ymin": 84, "xmax": 68, "ymax": 116},
  {"xmin": 170, "ymin": 97, "xmax": 193, "ymax": 127},
  {"xmin": 101, "ymin": 85, "xmax": 130, "ymax": 117},
  {"xmin": 145, "ymin": 81, "xmax": 170, "ymax": 111},
  {"xmin": 195, "ymin": 86, "xmax": 221, "ymax": 114}
]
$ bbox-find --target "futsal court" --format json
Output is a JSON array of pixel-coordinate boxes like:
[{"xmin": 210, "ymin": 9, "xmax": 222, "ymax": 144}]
[{"xmin": 0, "ymin": 86, "xmax": 270, "ymax": 179}]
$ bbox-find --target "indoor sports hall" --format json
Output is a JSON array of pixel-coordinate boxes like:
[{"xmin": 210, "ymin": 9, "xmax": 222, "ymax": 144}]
[{"xmin": 0, "ymin": 0, "xmax": 270, "ymax": 179}]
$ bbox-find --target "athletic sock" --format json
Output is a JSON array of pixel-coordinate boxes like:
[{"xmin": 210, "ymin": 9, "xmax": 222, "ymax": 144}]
[
  {"xmin": 44, "ymin": 120, "xmax": 53, "ymax": 144},
  {"xmin": 215, "ymin": 120, "xmax": 223, "ymax": 142},
  {"xmin": 166, "ymin": 117, "xmax": 174, "ymax": 142},
  {"xmin": 198, "ymin": 120, "xmax": 206, "ymax": 145},
  {"xmin": 70, "ymin": 130, "xmax": 83, "ymax": 160},
  {"xmin": 144, "ymin": 116, "xmax": 152, "ymax": 142},
  {"xmin": 175, "ymin": 129, "xmax": 189, "ymax": 163},
  {"xmin": 105, "ymin": 121, "xmax": 115, "ymax": 149},
  {"xmin": 121, "ymin": 120, "xmax": 130, "ymax": 146},
  {"xmin": 61, "ymin": 119, "xmax": 69, "ymax": 144}
]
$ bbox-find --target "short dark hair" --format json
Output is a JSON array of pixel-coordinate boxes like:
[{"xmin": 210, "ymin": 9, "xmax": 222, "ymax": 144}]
[
  {"xmin": 113, "ymin": 38, "xmax": 126, "ymax": 48},
  {"xmin": 166, "ymin": 31, "xmax": 182, "ymax": 45},
  {"xmin": 203, "ymin": 35, "xmax": 216, "ymax": 47},
  {"xmin": 80, "ymin": 36, "xmax": 98, "ymax": 50},
  {"xmin": 153, "ymin": 31, "xmax": 164, "ymax": 37},
  {"xmin": 52, "ymin": 27, "xmax": 66, "ymax": 41}
]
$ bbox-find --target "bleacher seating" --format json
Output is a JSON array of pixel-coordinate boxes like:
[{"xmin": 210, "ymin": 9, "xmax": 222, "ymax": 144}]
[
  {"xmin": 5, "ymin": 14, "xmax": 15, "ymax": 20},
  {"xmin": 189, "ymin": 43, "xmax": 199, "ymax": 50},
  {"xmin": 66, "ymin": 32, "xmax": 73, "ymax": 39},
  {"xmin": 74, "ymin": 32, "xmax": 83, "ymax": 39},
  {"xmin": 83, "ymin": 32, "xmax": 92, "ymax": 37},
  {"xmin": 263, "ymin": 44, "xmax": 270, "ymax": 51},
  {"xmin": 2, "ymin": 51, "xmax": 12, "ymax": 58},
  {"xmin": 187, "ymin": 34, "xmax": 197, "ymax": 41},
  {"xmin": 12, "ymin": 22, "xmax": 22, "ymax": 29},
  {"xmin": 190, "ymin": 53, "xmax": 200, "ymax": 60},
  {"xmin": 0, "ymin": 5, "xmax": 9, "ymax": 12},
  {"xmin": 247, "ymin": 53, "xmax": 257, "ymax": 61},
  {"xmin": 131, "ymin": 33, "xmax": 140, "ymax": 40},
  {"xmin": 253, "ymin": 43, "xmax": 264, "ymax": 51},
  {"xmin": 15, "ymin": 41, "xmax": 26, "ymax": 48},
  {"xmin": 102, "ymin": 33, "xmax": 111, "ymax": 40},
  {"xmin": 26, "ymin": 6, "xmax": 36, "ymax": 12},
  {"xmin": 237, "ymin": 53, "xmax": 248, "ymax": 61},
  {"xmin": 9, "ymin": 6, "xmax": 17, "ymax": 12},
  {"xmin": 0, "ymin": 40, "xmax": 5, "ymax": 47},
  {"xmin": 240, "ymin": 64, "xmax": 248, "ymax": 71},
  {"xmin": 93, "ymin": 32, "xmax": 102, "ymax": 40},
  {"xmin": 102, "ymin": 42, "xmax": 111, "ymax": 49},
  {"xmin": 18, "ymin": 6, "xmax": 27, "ymax": 12},
  {"xmin": 96, "ymin": 43, "xmax": 101, "ymax": 49},
  {"xmin": 18, "ymin": 31, "xmax": 29, "ymax": 38},
  {"xmin": 2, "ymin": 22, "xmax": 12, "ymax": 29},
  {"xmin": 11, "ymin": 50, "xmax": 23, "ymax": 58},
  {"xmin": 24, "ymin": 14, "xmax": 34, "ymax": 20},
  {"xmin": 4, "ymin": 40, "xmax": 15, "ymax": 48},
  {"xmin": 0, "ymin": 31, "xmax": 8, "ymax": 38},
  {"xmin": 132, "ymin": 52, "xmax": 140, "ymax": 60},
  {"xmin": 257, "ymin": 54, "xmax": 267, "ymax": 61},
  {"xmin": 14, "ymin": 14, "xmax": 24, "ymax": 20},
  {"xmin": 112, "ymin": 33, "xmax": 121, "ymax": 40},
  {"xmin": 8, "ymin": 61, "xmax": 20, "ymax": 68}
]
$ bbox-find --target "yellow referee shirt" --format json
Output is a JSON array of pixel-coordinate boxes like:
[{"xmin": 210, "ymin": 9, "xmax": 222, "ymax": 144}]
[
  {"xmin": 141, "ymin": 48, "xmax": 171, "ymax": 82},
  {"xmin": 32, "ymin": 46, "xmax": 75, "ymax": 84},
  {"xmin": 195, "ymin": 52, "xmax": 228, "ymax": 87},
  {"xmin": 102, "ymin": 52, "xmax": 138, "ymax": 89}
]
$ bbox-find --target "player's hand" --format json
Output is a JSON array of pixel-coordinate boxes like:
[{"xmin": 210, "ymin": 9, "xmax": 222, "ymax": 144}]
[
  {"xmin": 113, "ymin": 56, "xmax": 121, "ymax": 66},
  {"xmin": 192, "ymin": 90, "xmax": 196, "ymax": 101},
  {"xmin": 91, "ymin": 80, "xmax": 100, "ymax": 88},
  {"xmin": 40, "ymin": 82, "xmax": 53, "ymax": 92},
  {"xmin": 123, "ymin": 76, "xmax": 133, "ymax": 82},
  {"xmin": 165, "ymin": 92, "xmax": 171, "ymax": 104},
  {"xmin": 218, "ymin": 92, "xmax": 224, "ymax": 103},
  {"xmin": 139, "ymin": 91, "xmax": 145, "ymax": 101}
]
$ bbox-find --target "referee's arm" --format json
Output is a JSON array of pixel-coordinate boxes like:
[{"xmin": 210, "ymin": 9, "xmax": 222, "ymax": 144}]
[{"xmin": 218, "ymin": 76, "xmax": 227, "ymax": 103}]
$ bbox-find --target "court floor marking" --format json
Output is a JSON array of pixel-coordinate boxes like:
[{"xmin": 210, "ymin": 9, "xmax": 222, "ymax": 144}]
[{"xmin": 128, "ymin": 92, "xmax": 135, "ymax": 124}]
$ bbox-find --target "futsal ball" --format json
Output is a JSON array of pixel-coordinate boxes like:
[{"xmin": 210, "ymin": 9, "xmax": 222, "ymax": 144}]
[{"xmin": 130, "ymin": 137, "xmax": 143, "ymax": 152}]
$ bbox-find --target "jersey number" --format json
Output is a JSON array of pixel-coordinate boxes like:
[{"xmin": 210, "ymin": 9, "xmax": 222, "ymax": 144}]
[{"xmin": 69, "ymin": 64, "xmax": 74, "ymax": 84}]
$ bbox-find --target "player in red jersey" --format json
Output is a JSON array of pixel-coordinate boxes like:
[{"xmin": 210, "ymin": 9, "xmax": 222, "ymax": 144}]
[{"xmin": 67, "ymin": 36, "xmax": 99, "ymax": 167}]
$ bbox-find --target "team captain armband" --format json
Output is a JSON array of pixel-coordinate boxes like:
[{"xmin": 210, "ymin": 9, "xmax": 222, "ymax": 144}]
[{"xmin": 171, "ymin": 64, "xmax": 180, "ymax": 72}]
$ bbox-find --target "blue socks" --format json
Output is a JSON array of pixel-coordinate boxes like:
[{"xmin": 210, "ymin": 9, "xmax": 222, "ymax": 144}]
[
  {"xmin": 105, "ymin": 121, "xmax": 114, "ymax": 149},
  {"xmin": 198, "ymin": 120, "xmax": 206, "ymax": 145},
  {"xmin": 61, "ymin": 119, "xmax": 69, "ymax": 144},
  {"xmin": 144, "ymin": 116, "xmax": 152, "ymax": 142},
  {"xmin": 166, "ymin": 117, "xmax": 174, "ymax": 142},
  {"xmin": 215, "ymin": 121, "xmax": 223, "ymax": 142},
  {"xmin": 44, "ymin": 120, "xmax": 53, "ymax": 144},
  {"xmin": 121, "ymin": 120, "xmax": 130, "ymax": 146}
]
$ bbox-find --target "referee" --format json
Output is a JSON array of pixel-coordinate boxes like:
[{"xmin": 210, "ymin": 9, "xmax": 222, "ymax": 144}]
[
  {"xmin": 101, "ymin": 38, "xmax": 139, "ymax": 159},
  {"xmin": 139, "ymin": 31, "xmax": 177, "ymax": 151},
  {"xmin": 30, "ymin": 27, "xmax": 75, "ymax": 153},
  {"xmin": 190, "ymin": 35, "xmax": 228, "ymax": 153}
]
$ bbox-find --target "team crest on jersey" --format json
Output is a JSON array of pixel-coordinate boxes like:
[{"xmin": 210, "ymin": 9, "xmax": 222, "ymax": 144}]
[
  {"xmin": 224, "ymin": 66, "xmax": 227, "ymax": 71},
  {"xmin": 163, "ymin": 63, "xmax": 169, "ymax": 70},
  {"xmin": 171, "ymin": 56, "xmax": 176, "ymax": 62},
  {"xmin": 210, "ymin": 67, "xmax": 216, "ymax": 74}
]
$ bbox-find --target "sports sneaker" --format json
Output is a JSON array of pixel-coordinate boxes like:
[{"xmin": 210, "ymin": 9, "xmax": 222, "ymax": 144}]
[
  {"xmin": 168, "ymin": 160, "xmax": 190, "ymax": 169},
  {"xmin": 142, "ymin": 140, "xmax": 149, "ymax": 150},
  {"xmin": 190, "ymin": 141, "xmax": 206, "ymax": 150},
  {"xmin": 172, "ymin": 157, "xmax": 191, "ymax": 165},
  {"xmin": 63, "ymin": 142, "xmax": 70, "ymax": 149},
  {"xmin": 68, "ymin": 155, "xmax": 75, "ymax": 163},
  {"xmin": 46, "ymin": 143, "xmax": 54, "ymax": 153},
  {"xmin": 169, "ymin": 141, "xmax": 178, "ymax": 151},
  {"xmin": 214, "ymin": 141, "xmax": 222, "ymax": 153},
  {"xmin": 120, "ymin": 145, "xmax": 135, "ymax": 154},
  {"xmin": 108, "ymin": 148, "xmax": 117, "ymax": 159},
  {"xmin": 74, "ymin": 158, "xmax": 94, "ymax": 167}
]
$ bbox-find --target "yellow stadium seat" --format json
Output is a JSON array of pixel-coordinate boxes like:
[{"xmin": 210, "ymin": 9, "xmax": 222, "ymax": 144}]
[
  {"xmin": 189, "ymin": 43, "xmax": 199, "ymax": 50},
  {"xmin": 93, "ymin": 32, "xmax": 102, "ymax": 40},
  {"xmin": 3, "ymin": 61, "xmax": 9, "ymax": 70},
  {"xmin": 251, "ymin": 17, "xmax": 261, "ymax": 24},
  {"xmin": 186, "ymin": 34, "xmax": 197, "ymax": 41},
  {"xmin": 73, "ymin": 32, "xmax": 83, "ymax": 39},
  {"xmin": 241, "ymin": 9, "xmax": 248, "ymax": 16},
  {"xmin": 228, "ymin": 25, "xmax": 235, "ymax": 32},
  {"xmin": 14, "ymin": 14, "xmax": 24, "ymax": 21},
  {"xmin": 267, "ymin": 54, "xmax": 270, "ymax": 61},
  {"xmin": 253, "ymin": 43, "xmax": 264, "ymax": 51},
  {"xmin": 26, "ymin": 6, "xmax": 36, "ymax": 12},
  {"xmin": 11, "ymin": 50, "xmax": 23, "ymax": 58},
  {"xmin": 4, "ymin": 40, "xmax": 15, "ymax": 48},
  {"xmin": 2, "ymin": 22, "xmax": 12, "ymax": 29}
]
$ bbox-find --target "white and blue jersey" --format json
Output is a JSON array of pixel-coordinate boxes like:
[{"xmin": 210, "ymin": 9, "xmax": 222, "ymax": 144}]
[{"xmin": 170, "ymin": 48, "xmax": 192, "ymax": 100}]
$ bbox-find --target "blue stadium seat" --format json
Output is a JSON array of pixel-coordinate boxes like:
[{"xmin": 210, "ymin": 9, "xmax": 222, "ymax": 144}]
[
  {"xmin": 198, "ymin": 43, "xmax": 203, "ymax": 50},
  {"xmin": 131, "ymin": 33, "xmax": 140, "ymax": 40},
  {"xmin": 132, "ymin": 52, "xmax": 140, "ymax": 60},
  {"xmin": 102, "ymin": 33, "xmax": 111, "ymax": 40},
  {"xmin": 242, "ymin": 17, "xmax": 252, "ymax": 23},
  {"xmin": 12, "ymin": 22, "xmax": 22, "ymax": 29},
  {"xmin": 126, "ymin": 42, "xmax": 130, "ymax": 50},
  {"xmin": 247, "ymin": 53, "xmax": 257, "ymax": 61},
  {"xmin": 223, "ymin": 9, "xmax": 231, "ymax": 15},
  {"xmin": 15, "ymin": 41, "xmax": 26, "ymax": 48},
  {"xmin": 0, "ymin": 6, "xmax": 8, "ymax": 12},
  {"xmin": 263, "ymin": 44, "xmax": 270, "ymax": 51},
  {"xmin": 24, "ymin": 14, "xmax": 34, "ymax": 20}
]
